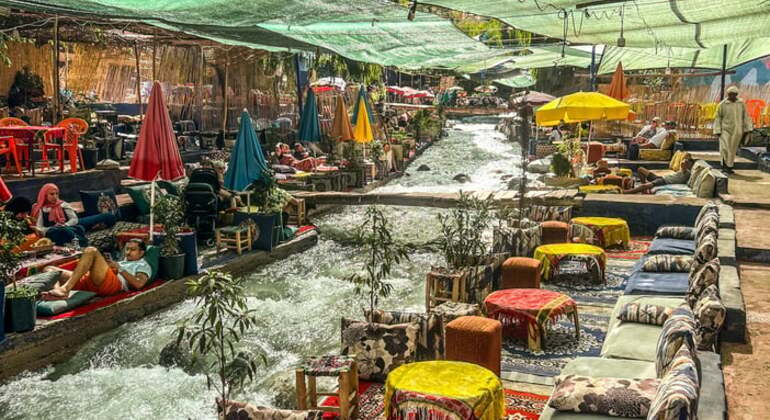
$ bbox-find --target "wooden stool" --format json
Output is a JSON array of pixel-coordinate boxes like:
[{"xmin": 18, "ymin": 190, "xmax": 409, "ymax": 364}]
[
  {"xmin": 296, "ymin": 355, "xmax": 359, "ymax": 420},
  {"xmin": 500, "ymin": 257, "xmax": 541, "ymax": 289},
  {"xmin": 540, "ymin": 221, "xmax": 569, "ymax": 244},
  {"xmin": 445, "ymin": 316, "xmax": 502, "ymax": 376},
  {"xmin": 215, "ymin": 225, "xmax": 252, "ymax": 255},
  {"xmin": 285, "ymin": 198, "xmax": 306, "ymax": 226},
  {"xmin": 425, "ymin": 268, "xmax": 466, "ymax": 312}
]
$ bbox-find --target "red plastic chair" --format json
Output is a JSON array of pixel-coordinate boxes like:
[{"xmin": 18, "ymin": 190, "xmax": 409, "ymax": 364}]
[
  {"xmin": 0, "ymin": 136, "xmax": 23, "ymax": 176},
  {"xmin": 745, "ymin": 99, "xmax": 766, "ymax": 127},
  {"xmin": 44, "ymin": 118, "xmax": 88, "ymax": 173},
  {"xmin": 0, "ymin": 117, "xmax": 31, "ymax": 170}
]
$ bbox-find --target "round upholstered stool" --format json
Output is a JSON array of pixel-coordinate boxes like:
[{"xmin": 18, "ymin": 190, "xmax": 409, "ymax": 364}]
[
  {"xmin": 444, "ymin": 316, "xmax": 502, "ymax": 376},
  {"xmin": 540, "ymin": 221, "xmax": 570, "ymax": 244},
  {"xmin": 500, "ymin": 257, "xmax": 541, "ymax": 289}
]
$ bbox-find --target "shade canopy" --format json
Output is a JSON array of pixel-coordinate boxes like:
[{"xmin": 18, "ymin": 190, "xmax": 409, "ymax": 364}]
[
  {"xmin": 353, "ymin": 94, "xmax": 374, "ymax": 144},
  {"xmin": 351, "ymin": 85, "xmax": 374, "ymax": 126},
  {"xmin": 297, "ymin": 88, "xmax": 322, "ymax": 142},
  {"xmin": 607, "ymin": 63, "xmax": 629, "ymax": 101},
  {"xmin": 129, "ymin": 81, "xmax": 185, "ymax": 182},
  {"xmin": 330, "ymin": 96, "xmax": 354, "ymax": 142},
  {"xmin": 536, "ymin": 92, "xmax": 630, "ymax": 127},
  {"xmin": 224, "ymin": 110, "xmax": 269, "ymax": 191}
]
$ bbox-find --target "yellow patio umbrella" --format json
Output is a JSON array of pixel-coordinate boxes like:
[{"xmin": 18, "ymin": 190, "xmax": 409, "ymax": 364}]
[
  {"xmin": 352, "ymin": 94, "xmax": 374, "ymax": 143},
  {"xmin": 536, "ymin": 91, "xmax": 630, "ymax": 127},
  {"xmin": 330, "ymin": 96, "xmax": 355, "ymax": 141}
]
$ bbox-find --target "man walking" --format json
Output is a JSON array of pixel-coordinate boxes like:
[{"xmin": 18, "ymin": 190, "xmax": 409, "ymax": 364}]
[{"xmin": 714, "ymin": 86, "xmax": 753, "ymax": 174}]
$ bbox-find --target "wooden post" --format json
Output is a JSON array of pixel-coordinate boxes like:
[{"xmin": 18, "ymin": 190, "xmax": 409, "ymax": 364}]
[
  {"xmin": 221, "ymin": 49, "xmax": 229, "ymax": 135},
  {"xmin": 295, "ymin": 369, "xmax": 307, "ymax": 410},
  {"xmin": 517, "ymin": 103, "xmax": 531, "ymax": 215},
  {"xmin": 152, "ymin": 40, "xmax": 157, "ymax": 81},
  {"xmin": 134, "ymin": 42, "xmax": 143, "ymax": 119},
  {"xmin": 720, "ymin": 44, "xmax": 728, "ymax": 101},
  {"xmin": 294, "ymin": 53, "xmax": 303, "ymax": 117},
  {"xmin": 51, "ymin": 16, "xmax": 60, "ymax": 122},
  {"xmin": 589, "ymin": 45, "xmax": 596, "ymax": 91},
  {"xmin": 195, "ymin": 46, "xmax": 204, "ymax": 130}
]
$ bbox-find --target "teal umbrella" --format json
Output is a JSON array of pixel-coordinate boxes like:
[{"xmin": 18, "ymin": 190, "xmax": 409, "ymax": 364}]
[
  {"xmin": 224, "ymin": 109, "xmax": 269, "ymax": 191},
  {"xmin": 298, "ymin": 88, "xmax": 322, "ymax": 142},
  {"xmin": 351, "ymin": 84, "xmax": 374, "ymax": 126}
]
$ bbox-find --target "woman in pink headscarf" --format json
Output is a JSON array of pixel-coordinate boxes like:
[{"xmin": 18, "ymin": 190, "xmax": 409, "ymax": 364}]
[{"xmin": 32, "ymin": 183, "xmax": 85, "ymax": 246}]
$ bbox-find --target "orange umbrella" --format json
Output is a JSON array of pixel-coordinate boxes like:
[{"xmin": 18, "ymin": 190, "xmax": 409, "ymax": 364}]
[
  {"xmin": 607, "ymin": 62, "xmax": 629, "ymax": 101},
  {"xmin": 330, "ymin": 96, "xmax": 354, "ymax": 141}
]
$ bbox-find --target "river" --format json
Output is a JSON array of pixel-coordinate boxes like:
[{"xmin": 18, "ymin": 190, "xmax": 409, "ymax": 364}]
[{"xmin": 0, "ymin": 120, "xmax": 520, "ymax": 420}]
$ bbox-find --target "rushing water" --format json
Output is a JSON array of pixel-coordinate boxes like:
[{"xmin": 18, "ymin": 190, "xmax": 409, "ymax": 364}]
[{"xmin": 0, "ymin": 120, "xmax": 520, "ymax": 420}]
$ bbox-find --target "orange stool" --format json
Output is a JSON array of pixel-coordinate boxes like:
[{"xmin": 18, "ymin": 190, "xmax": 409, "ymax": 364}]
[
  {"xmin": 540, "ymin": 221, "xmax": 569, "ymax": 244},
  {"xmin": 500, "ymin": 257, "xmax": 541, "ymax": 289},
  {"xmin": 444, "ymin": 316, "xmax": 502, "ymax": 376}
]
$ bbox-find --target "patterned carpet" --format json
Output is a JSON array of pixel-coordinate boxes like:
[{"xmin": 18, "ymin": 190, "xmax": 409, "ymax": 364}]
[
  {"xmin": 500, "ymin": 313, "xmax": 610, "ymax": 382},
  {"xmin": 320, "ymin": 382, "xmax": 550, "ymax": 420}
]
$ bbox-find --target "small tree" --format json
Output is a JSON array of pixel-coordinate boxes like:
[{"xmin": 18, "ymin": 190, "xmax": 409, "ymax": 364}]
[
  {"xmin": 175, "ymin": 271, "xmax": 263, "ymax": 416},
  {"xmin": 437, "ymin": 192, "xmax": 492, "ymax": 269},
  {"xmin": 153, "ymin": 194, "xmax": 185, "ymax": 256},
  {"xmin": 346, "ymin": 206, "xmax": 411, "ymax": 319},
  {"xmin": 0, "ymin": 212, "xmax": 27, "ymax": 284}
]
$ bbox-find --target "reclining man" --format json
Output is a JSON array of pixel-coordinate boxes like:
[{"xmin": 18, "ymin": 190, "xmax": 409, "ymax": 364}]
[
  {"xmin": 624, "ymin": 154, "xmax": 694, "ymax": 194},
  {"xmin": 42, "ymin": 238, "xmax": 152, "ymax": 299}
]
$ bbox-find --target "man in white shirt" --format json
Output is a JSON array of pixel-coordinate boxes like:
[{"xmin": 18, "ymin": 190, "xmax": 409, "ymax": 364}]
[
  {"xmin": 637, "ymin": 121, "xmax": 675, "ymax": 149},
  {"xmin": 631, "ymin": 117, "xmax": 661, "ymax": 143}
]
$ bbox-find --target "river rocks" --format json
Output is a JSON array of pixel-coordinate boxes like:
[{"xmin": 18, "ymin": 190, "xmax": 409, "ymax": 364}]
[
  {"xmin": 527, "ymin": 156, "xmax": 552, "ymax": 174},
  {"xmin": 159, "ymin": 339, "xmax": 204, "ymax": 374},
  {"xmin": 417, "ymin": 164, "xmax": 431, "ymax": 171},
  {"xmin": 271, "ymin": 372, "xmax": 299, "ymax": 409},
  {"xmin": 453, "ymin": 173, "xmax": 471, "ymax": 183}
]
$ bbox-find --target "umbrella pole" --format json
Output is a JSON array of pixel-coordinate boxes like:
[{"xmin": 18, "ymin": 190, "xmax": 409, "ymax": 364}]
[{"xmin": 149, "ymin": 179, "xmax": 155, "ymax": 241}]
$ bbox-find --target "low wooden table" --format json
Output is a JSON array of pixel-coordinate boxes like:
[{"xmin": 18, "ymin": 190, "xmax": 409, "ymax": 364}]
[
  {"xmin": 385, "ymin": 361, "xmax": 505, "ymax": 420},
  {"xmin": 484, "ymin": 288, "xmax": 579, "ymax": 351}
]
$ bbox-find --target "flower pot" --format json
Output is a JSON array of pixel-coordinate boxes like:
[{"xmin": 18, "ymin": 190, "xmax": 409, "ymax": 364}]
[
  {"xmin": 159, "ymin": 253, "xmax": 186, "ymax": 280},
  {"xmin": 4, "ymin": 296, "xmax": 36, "ymax": 333},
  {"xmin": 82, "ymin": 148, "xmax": 99, "ymax": 169}
]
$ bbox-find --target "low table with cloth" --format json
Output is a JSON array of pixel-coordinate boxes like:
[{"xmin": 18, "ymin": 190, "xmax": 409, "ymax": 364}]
[
  {"xmin": 484, "ymin": 288, "xmax": 579, "ymax": 352},
  {"xmin": 577, "ymin": 184, "xmax": 621, "ymax": 194},
  {"xmin": 384, "ymin": 361, "xmax": 505, "ymax": 420},
  {"xmin": 569, "ymin": 217, "xmax": 631, "ymax": 249},
  {"xmin": 534, "ymin": 243, "xmax": 606, "ymax": 283}
]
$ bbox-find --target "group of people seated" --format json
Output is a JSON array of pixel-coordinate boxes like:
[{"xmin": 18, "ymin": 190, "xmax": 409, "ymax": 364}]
[
  {"xmin": 272, "ymin": 142, "xmax": 328, "ymax": 173},
  {"xmin": 630, "ymin": 117, "xmax": 677, "ymax": 149}
]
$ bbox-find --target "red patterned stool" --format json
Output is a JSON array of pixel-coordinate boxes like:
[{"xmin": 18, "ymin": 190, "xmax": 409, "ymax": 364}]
[
  {"xmin": 500, "ymin": 257, "xmax": 541, "ymax": 289},
  {"xmin": 540, "ymin": 221, "xmax": 569, "ymax": 244},
  {"xmin": 444, "ymin": 316, "xmax": 502, "ymax": 376}
]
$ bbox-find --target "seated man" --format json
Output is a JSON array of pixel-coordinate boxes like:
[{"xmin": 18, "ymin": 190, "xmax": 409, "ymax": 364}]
[
  {"xmin": 292, "ymin": 143, "xmax": 310, "ymax": 160},
  {"xmin": 635, "ymin": 121, "xmax": 676, "ymax": 149},
  {"xmin": 43, "ymin": 239, "xmax": 152, "ymax": 299},
  {"xmin": 624, "ymin": 155, "xmax": 694, "ymax": 194},
  {"xmin": 631, "ymin": 117, "xmax": 662, "ymax": 143}
]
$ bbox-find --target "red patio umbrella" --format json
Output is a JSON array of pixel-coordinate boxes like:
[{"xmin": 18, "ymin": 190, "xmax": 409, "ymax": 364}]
[{"xmin": 129, "ymin": 81, "xmax": 184, "ymax": 238}]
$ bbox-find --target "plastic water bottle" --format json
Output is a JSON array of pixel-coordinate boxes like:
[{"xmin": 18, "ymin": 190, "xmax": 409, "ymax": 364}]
[{"xmin": 72, "ymin": 237, "xmax": 81, "ymax": 251}]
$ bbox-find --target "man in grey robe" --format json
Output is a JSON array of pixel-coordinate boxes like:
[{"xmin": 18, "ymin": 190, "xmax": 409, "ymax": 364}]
[{"xmin": 714, "ymin": 86, "xmax": 753, "ymax": 174}]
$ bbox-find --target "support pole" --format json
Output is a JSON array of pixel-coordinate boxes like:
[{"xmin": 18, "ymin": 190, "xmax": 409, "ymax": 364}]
[
  {"xmin": 516, "ymin": 103, "xmax": 531, "ymax": 214},
  {"xmin": 51, "ymin": 16, "xmax": 60, "ymax": 122},
  {"xmin": 294, "ymin": 54, "xmax": 303, "ymax": 118},
  {"xmin": 589, "ymin": 45, "xmax": 597, "ymax": 92},
  {"xmin": 134, "ymin": 42, "xmax": 143, "ymax": 119},
  {"xmin": 720, "ymin": 44, "xmax": 728, "ymax": 101},
  {"xmin": 195, "ymin": 46, "xmax": 204, "ymax": 130},
  {"xmin": 152, "ymin": 40, "xmax": 157, "ymax": 81},
  {"xmin": 221, "ymin": 49, "xmax": 230, "ymax": 136}
]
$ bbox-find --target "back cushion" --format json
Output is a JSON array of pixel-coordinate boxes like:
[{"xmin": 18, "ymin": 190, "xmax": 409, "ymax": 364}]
[
  {"xmin": 693, "ymin": 285, "xmax": 726, "ymax": 350},
  {"xmin": 687, "ymin": 258, "xmax": 720, "ymax": 308},
  {"xmin": 655, "ymin": 304, "xmax": 697, "ymax": 377},
  {"xmin": 648, "ymin": 345, "xmax": 700, "ymax": 420},
  {"xmin": 688, "ymin": 161, "xmax": 709, "ymax": 188},
  {"xmin": 80, "ymin": 189, "xmax": 121, "ymax": 219},
  {"xmin": 693, "ymin": 169, "xmax": 717, "ymax": 198}
]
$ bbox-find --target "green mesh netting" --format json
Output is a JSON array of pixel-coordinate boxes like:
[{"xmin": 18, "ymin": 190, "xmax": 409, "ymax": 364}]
[
  {"xmin": 420, "ymin": 0, "xmax": 770, "ymax": 48},
  {"xmin": 1, "ymin": 0, "xmax": 507, "ymax": 70}
]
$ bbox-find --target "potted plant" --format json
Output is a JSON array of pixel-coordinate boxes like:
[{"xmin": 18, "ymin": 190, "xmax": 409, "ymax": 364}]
[
  {"xmin": 175, "ymin": 270, "xmax": 264, "ymax": 417},
  {"xmin": 410, "ymin": 109, "xmax": 432, "ymax": 142},
  {"xmin": 1, "ymin": 212, "xmax": 36, "ymax": 335},
  {"xmin": 153, "ymin": 194, "xmax": 186, "ymax": 280}
]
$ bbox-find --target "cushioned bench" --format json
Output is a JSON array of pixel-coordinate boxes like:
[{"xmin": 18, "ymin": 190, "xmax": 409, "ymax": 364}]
[
  {"xmin": 601, "ymin": 295, "xmax": 683, "ymax": 361},
  {"xmin": 624, "ymin": 270, "xmax": 690, "ymax": 295},
  {"xmin": 647, "ymin": 237, "xmax": 696, "ymax": 255}
]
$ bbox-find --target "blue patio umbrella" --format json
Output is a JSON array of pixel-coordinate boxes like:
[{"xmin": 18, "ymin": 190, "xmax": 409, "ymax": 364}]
[
  {"xmin": 297, "ymin": 88, "xmax": 322, "ymax": 142},
  {"xmin": 224, "ymin": 109, "xmax": 269, "ymax": 191},
  {"xmin": 351, "ymin": 84, "xmax": 375, "ymax": 126}
]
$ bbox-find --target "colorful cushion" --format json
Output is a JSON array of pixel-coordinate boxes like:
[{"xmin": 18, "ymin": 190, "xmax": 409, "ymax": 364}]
[
  {"xmin": 687, "ymin": 161, "xmax": 709, "ymax": 189},
  {"xmin": 654, "ymin": 226, "xmax": 695, "ymax": 240},
  {"xmin": 492, "ymin": 225, "xmax": 541, "ymax": 257},
  {"xmin": 529, "ymin": 205, "xmax": 572, "ymax": 222},
  {"xmin": 340, "ymin": 318, "xmax": 419, "ymax": 382},
  {"xmin": 36, "ymin": 290, "xmax": 97, "ymax": 316},
  {"xmin": 549, "ymin": 375, "xmax": 659, "ymax": 417},
  {"xmin": 126, "ymin": 185, "xmax": 165, "ymax": 216},
  {"xmin": 642, "ymin": 255, "xmax": 693, "ymax": 272},
  {"xmin": 669, "ymin": 151, "xmax": 686, "ymax": 171},
  {"xmin": 18, "ymin": 270, "xmax": 61, "ymax": 292},
  {"xmin": 79, "ymin": 188, "xmax": 121, "ymax": 219},
  {"xmin": 648, "ymin": 345, "xmax": 700, "ymax": 420},
  {"xmin": 618, "ymin": 303, "xmax": 673, "ymax": 325},
  {"xmin": 694, "ymin": 202, "xmax": 719, "ymax": 226},
  {"xmin": 691, "ymin": 234, "xmax": 717, "ymax": 271},
  {"xmin": 693, "ymin": 284, "xmax": 726, "ymax": 350},
  {"xmin": 220, "ymin": 401, "xmax": 323, "ymax": 420},
  {"xmin": 639, "ymin": 148, "xmax": 673, "ymax": 161},
  {"xmin": 692, "ymin": 169, "xmax": 717, "ymax": 198},
  {"xmin": 687, "ymin": 258, "xmax": 720, "ymax": 307},
  {"xmin": 695, "ymin": 215, "xmax": 719, "ymax": 245},
  {"xmin": 655, "ymin": 304, "xmax": 697, "ymax": 377},
  {"xmin": 366, "ymin": 309, "xmax": 439, "ymax": 361}
]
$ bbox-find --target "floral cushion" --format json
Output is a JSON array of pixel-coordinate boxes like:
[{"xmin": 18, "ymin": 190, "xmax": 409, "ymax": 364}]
[
  {"xmin": 687, "ymin": 258, "xmax": 720, "ymax": 307},
  {"xmin": 655, "ymin": 304, "xmax": 697, "ymax": 377},
  {"xmin": 529, "ymin": 205, "xmax": 572, "ymax": 222},
  {"xmin": 340, "ymin": 318, "xmax": 418, "ymax": 382},
  {"xmin": 642, "ymin": 255, "xmax": 693, "ymax": 273},
  {"xmin": 693, "ymin": 285, "xmax": 726, "ymax": 350},
  {"xmin": 366, "ymin": 309, "xmax": 439, "ymax": 361},
  {"xmin": 431, "ymin": 302, "xmax": 482, "ymax": 358},
  {"xmin": 694, "ymin": 202, "xmax": 719, "ymax": 226},
  {"xmin": 220, "ymin": 401, "xmax": 323, "ymax": 420},
  {"xmin": 648, "ymin": 345, "xmax": 700, "ymax": 420},
  {"xmin": 654, "ymin": 226, "xmax": 695, "ymax": 240},
  {"xmin": 618, "ymin": 303, "xmax": 673, "ymax": 326},
  {"xmin": 549, "ymin": 375, "xmax": 659, "ymax": 418},
  {"xmin": 493, "ymin": 225, "xmax": 541, "ymax": 257}
]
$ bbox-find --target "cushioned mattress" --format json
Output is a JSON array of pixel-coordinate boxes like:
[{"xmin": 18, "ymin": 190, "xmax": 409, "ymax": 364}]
[{"xmin": 647, "ymin": 238, "xmax": 696, "ymax": 255}]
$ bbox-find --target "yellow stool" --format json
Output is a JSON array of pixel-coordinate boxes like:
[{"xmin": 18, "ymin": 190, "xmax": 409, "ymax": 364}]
[
  {"xmin": 296, "ymin": 355, "xmax": 359, "ymax": 420},
  {"xmin": 215, "ymin": 225, "xmax": 253, "ymax": 255}
]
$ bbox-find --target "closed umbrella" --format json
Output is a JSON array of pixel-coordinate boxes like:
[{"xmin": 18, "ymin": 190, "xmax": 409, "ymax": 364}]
[
  {"xmin": 511, "ymin": 91, "xmax": 556, "ymax": 106},
  {"xmin": 297, "ymin": 88, "xmax": 321, "ymax": 142},
  {"xmin": 224, "ymin": 109, "xmax": 269, "ymax": 192},
  {"xmin": 330, "ymin": 96, "xmax": 354, "ymax": 142},
  {"xmin": 128, "ymin": 81, "xmax": 184, "ymax": 239},
  {"xmin": 607, "ymin": 62, "xmax": 629, "ymax": 101},
  {"xmin": 352, "ymin": 92, "xmax": 374, "ymax": 144},
  {"xmin": 351, "ymin": 84, "xmax": 374, "ymax": 126}
]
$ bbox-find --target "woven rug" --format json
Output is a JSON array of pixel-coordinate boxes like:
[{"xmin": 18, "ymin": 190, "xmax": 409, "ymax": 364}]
[
  {"xmin": 320, "ymin": 383, "xmax": 550, "ymax": 420},
  {"xmin": 500, "ymin": 313, "xmax": 610, "ymax": 385},
  {"xmin": 605, "ymin": 238, "xmax": 652, "ymax": 260}
]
